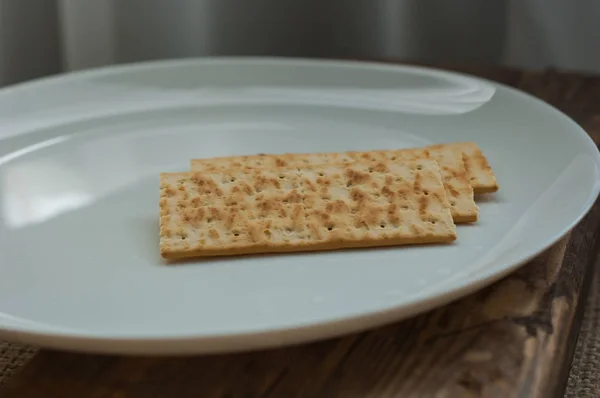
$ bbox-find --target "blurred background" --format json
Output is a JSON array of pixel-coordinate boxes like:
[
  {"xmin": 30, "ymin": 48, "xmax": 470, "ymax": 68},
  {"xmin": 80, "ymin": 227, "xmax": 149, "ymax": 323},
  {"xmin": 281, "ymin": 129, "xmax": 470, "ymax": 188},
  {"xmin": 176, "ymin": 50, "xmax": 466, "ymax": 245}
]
[{"xmin": 1, "ymin": 0, "xmax": 599, "ymax": 86}]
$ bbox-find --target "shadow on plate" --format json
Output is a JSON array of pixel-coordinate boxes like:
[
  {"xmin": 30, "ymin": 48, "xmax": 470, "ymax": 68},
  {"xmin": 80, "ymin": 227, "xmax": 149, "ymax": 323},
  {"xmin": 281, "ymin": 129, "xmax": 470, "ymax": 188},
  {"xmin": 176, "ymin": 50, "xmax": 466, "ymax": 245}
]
[
  {"xmin": 160, "ymin": 240, "xmax": 459, "ymax": 267},
  {"xmin": 475, "ymin": 192, "xmax": 503, "ymax": 204}
]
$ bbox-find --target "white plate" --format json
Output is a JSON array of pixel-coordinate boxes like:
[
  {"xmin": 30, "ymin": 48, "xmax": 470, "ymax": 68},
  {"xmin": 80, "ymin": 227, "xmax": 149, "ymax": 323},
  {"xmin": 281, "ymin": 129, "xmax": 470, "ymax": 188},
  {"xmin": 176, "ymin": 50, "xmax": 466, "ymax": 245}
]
[{"xmin": 0, "ymin": 58, "xmax": 599, "ymax": 355}]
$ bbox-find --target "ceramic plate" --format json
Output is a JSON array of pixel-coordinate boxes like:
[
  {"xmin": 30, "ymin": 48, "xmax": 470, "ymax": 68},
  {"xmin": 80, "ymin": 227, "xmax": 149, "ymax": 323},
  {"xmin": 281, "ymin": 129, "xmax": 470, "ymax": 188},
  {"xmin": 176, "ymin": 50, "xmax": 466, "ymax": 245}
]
[{"xmin": 0, "ymin": 58, "xmax": 599, "ymax": 355}]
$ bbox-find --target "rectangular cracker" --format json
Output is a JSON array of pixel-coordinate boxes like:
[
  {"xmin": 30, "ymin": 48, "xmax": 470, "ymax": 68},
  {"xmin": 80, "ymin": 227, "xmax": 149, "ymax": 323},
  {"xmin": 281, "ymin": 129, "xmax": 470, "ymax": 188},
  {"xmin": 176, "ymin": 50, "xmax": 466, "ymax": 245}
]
[
  {"xmin": 160, "ymin": 159, "xmax": 456, "ymax": 260},
  {"xmin": 190, "ymin": 144, "xmax": 478, "ymax": 223},
  {"xmin": 450, "ymin": 142, "xmax": 499, "ymax": 194}
]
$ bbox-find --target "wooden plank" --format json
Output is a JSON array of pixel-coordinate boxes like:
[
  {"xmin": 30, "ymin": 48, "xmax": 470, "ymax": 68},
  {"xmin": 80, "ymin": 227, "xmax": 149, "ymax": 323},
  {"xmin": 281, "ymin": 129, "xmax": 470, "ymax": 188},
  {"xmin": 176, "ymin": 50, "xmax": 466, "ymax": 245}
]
[{"xmin": 2, "ymin": 65, "xmax": 600, "ymax": 398}]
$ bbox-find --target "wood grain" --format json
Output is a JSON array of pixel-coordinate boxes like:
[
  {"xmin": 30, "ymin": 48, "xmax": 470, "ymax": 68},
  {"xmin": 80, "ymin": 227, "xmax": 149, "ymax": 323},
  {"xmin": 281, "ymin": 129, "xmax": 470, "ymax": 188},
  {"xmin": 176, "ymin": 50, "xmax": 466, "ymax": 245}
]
[{"xmin": 2, "ymin": 65, "xmax": 600, "ymax": 398}]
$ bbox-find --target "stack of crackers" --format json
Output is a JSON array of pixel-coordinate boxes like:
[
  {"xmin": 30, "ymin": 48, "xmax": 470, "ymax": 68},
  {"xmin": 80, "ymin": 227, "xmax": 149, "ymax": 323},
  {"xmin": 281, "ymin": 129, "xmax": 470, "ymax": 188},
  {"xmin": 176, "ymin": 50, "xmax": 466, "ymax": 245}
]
[{"xmin": 159, "ymin": 142, "xmax": 498, "ymax": 260}]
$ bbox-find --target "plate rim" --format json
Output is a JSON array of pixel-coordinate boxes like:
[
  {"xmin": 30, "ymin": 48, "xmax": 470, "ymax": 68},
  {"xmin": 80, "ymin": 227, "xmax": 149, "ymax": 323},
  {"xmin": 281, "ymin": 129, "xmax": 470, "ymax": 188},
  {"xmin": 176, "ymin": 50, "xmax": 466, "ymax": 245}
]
[{"xmin": 1, "ymin": 56, "xmax": 599, "ymax": 354}]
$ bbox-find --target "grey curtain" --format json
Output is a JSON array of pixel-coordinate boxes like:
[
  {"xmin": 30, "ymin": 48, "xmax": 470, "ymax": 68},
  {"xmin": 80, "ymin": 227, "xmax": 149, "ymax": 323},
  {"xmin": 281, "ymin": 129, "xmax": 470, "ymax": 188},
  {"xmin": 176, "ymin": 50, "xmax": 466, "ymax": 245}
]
[
  {"xmin": 0, "ymin": 0, "xmax": 598, "ymax": 86},
  {"xmin": 0, "ymin": 0, "xmax": 62, "ymax": 86},
  {"xmin": 0, "ymin": 0, "xmax": 510, "ymax": 86}
]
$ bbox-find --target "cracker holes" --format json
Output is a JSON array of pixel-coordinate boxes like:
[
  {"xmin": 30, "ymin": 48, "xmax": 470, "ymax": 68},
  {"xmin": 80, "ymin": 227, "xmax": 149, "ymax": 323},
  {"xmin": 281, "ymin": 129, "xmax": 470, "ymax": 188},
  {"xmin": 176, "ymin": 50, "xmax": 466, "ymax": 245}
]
[
  {"xmin": 423, "ymin": 190, "xmax": 429, "ymax": 196},
  {"xmin": 416, "ymin": 165, "xmax": 423, "ymax": 170}
]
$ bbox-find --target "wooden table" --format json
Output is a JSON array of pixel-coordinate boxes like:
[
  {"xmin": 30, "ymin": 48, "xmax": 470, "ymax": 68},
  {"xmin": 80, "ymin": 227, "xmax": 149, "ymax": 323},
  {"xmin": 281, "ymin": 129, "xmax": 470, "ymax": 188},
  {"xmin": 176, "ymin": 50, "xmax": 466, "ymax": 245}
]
[{"xmin": 2, "ymin": 64, "xmax": 600, "ymax": 398}]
